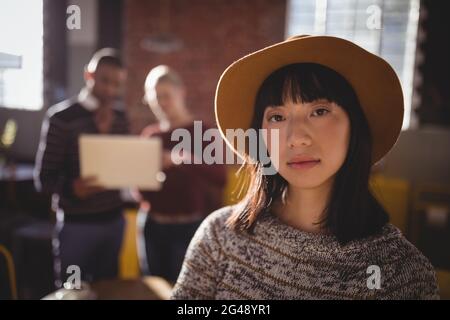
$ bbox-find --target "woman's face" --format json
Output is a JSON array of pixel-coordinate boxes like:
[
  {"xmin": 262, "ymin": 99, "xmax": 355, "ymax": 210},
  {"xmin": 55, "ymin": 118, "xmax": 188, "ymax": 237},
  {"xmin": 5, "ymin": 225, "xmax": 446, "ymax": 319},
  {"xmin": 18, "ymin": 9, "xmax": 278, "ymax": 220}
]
[
  {"xmin": 261, "ymin": 98, "xmax": 350, "ymax": 189},
  {"xmin": 145, "ymin": 81, "xmax": 185, "ymax": 119}
]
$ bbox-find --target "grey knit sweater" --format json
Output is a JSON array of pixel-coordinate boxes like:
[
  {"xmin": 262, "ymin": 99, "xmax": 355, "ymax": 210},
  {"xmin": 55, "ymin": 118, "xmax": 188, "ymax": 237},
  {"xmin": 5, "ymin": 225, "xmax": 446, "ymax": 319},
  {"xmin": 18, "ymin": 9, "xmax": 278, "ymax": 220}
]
[{"xmin": 171, "ymin": 206, "xmax": 440, "ymax": 300}]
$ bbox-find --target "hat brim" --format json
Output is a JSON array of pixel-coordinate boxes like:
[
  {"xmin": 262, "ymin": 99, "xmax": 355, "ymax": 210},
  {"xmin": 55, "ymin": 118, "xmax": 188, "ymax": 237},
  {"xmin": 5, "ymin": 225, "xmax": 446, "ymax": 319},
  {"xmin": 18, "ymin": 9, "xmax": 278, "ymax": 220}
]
[{"xmin": 215, "ymin": 35, "xmax": 404, "ymax": 165}]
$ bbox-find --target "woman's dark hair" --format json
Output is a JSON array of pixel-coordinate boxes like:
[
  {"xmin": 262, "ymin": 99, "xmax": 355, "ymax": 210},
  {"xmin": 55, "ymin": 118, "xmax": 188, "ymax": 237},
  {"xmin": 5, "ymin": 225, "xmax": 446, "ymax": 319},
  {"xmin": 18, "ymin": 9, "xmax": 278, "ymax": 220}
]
[{"xmin": 227, "ymin": 63, "xmax": 389, "ymax": 245}]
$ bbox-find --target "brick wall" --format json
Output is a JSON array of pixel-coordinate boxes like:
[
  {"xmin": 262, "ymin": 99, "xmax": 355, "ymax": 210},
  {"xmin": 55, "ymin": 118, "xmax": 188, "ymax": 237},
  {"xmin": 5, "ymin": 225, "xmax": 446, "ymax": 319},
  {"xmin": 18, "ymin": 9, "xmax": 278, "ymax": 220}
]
[{"xmin": 123, "ymin": 0, "xmax": 287, "ymax": 133}]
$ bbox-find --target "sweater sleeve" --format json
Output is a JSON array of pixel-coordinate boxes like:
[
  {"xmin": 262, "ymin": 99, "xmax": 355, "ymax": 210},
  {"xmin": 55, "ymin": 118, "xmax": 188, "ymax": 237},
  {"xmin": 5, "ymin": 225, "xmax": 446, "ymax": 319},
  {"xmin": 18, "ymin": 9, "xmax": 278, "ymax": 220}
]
[
  {"xmin": 376, "ymin": 243, "xmax": 440, "ymax": 300},
  {"xmin": 34, "ymin": 111, "xmax": 69, "ymax": 196},
  {"xmin": 171, "ymin": 208, "xmax": 228, "ymax": 299}
]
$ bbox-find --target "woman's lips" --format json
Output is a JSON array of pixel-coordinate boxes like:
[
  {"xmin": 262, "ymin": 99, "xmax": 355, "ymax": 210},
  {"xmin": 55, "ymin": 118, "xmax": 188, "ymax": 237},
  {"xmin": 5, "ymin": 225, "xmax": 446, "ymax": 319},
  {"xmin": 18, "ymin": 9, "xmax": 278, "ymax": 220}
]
[{"xmin": 287, "ymin": 160, "xmax": 321, "ymax": 169}]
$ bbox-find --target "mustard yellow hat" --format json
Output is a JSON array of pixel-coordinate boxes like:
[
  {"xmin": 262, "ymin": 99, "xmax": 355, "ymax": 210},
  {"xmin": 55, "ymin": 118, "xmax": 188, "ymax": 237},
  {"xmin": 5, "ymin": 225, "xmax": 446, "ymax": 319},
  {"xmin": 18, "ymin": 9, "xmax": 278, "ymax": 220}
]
[{"xmin": 215, "ymin": 35, "xmax": 404, "ymax": 164}]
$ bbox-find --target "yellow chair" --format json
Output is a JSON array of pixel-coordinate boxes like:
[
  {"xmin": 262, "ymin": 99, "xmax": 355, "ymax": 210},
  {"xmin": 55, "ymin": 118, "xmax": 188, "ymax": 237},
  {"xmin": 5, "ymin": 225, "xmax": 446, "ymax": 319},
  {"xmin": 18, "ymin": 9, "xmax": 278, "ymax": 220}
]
[
  {"xmin": 119, "ymin": 209, "xmax": 140, "ymax": 279},
  {"xmin": 370, "ymin": 173, "xmax": 410, "ymax": 234},
  {"xmin": 0, "ymin": 244, "xmax": 18, "ymax": 299},
  {"xmin": 436, "ymin": 269, "xmax": 450, "ymax": 300},
  {"xmin": 223, "ymin": 164, "xmax": 250, "ymax": 206}
]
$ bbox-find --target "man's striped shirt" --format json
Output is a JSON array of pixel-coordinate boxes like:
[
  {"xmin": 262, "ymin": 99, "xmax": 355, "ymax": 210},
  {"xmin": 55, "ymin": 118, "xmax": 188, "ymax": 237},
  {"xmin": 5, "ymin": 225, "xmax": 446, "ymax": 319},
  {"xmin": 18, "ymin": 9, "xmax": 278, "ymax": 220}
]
[{"xmin": 34, "ymin": 97, "xmax": 129, "ymax": 219}]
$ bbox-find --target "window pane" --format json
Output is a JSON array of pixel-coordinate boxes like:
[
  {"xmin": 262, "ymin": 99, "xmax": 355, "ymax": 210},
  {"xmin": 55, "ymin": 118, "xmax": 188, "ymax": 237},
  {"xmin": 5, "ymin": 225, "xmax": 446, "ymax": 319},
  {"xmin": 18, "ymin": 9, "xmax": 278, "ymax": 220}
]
[
  {"xmin": 0, "ymin": 0, "xmax": 43, "ymax": 110},
  {"xmin": 286, "ymin": 0, "xmax": 420, "ymax": 129}
]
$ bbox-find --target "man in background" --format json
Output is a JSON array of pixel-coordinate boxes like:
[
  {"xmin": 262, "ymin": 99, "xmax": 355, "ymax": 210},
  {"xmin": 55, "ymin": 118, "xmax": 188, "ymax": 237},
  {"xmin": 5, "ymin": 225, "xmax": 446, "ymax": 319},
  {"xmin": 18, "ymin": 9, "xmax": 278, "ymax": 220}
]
[{"xmin": 34, "ymin": 48, "xmax": 128, "ymax": 287}]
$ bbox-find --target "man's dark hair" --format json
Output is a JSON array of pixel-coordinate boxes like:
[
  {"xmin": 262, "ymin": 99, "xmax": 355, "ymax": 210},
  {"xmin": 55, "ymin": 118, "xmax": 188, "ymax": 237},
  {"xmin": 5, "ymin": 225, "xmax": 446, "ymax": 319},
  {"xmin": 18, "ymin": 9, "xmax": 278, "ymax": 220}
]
[{"xmin": 86, "ymin": 48, "xmax": 124, "ymax": 73}]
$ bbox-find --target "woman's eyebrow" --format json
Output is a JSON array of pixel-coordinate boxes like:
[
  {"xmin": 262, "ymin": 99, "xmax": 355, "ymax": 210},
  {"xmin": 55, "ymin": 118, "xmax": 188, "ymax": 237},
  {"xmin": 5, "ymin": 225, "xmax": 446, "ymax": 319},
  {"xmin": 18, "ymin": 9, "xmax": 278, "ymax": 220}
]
[
  {"xmin": 265, "ymin": 104, "xmax": 286, "ymax": 110},
  {"xmin": 304, "ymin": 99, "xmax": 334, "ymax": 107}
]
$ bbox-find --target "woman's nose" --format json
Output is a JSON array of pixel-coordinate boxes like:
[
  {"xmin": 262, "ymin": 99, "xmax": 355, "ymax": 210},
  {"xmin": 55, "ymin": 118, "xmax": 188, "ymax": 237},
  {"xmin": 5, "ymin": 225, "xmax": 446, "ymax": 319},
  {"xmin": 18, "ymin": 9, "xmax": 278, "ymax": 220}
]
[{"xmin": 286, "ymin": 118, "xmax": 312, "ymax": 148}]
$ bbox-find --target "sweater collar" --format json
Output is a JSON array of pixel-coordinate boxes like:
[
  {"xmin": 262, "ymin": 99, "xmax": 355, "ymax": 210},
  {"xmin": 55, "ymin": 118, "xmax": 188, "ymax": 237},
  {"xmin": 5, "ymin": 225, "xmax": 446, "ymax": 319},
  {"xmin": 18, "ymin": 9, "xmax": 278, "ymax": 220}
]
[{"xmin": 255, "ymin": 211, "xmax": 401, "ymax": 254}]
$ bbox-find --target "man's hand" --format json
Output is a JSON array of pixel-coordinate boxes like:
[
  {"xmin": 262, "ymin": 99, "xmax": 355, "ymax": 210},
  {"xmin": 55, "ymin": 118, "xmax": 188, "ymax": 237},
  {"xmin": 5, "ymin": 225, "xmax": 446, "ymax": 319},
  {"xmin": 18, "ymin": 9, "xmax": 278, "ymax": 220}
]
[{"xmin": 72, "ymin": 176, "xmax": 105, "ymax": 199}]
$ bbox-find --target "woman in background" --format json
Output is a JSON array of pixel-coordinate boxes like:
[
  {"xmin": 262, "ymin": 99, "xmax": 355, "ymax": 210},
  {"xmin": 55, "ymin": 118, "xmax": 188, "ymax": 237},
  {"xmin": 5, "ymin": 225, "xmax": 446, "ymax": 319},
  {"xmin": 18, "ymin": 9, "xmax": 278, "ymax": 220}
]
[{"xmin": 136, "ymin": 65, "xmax": 227, "ymax": 283}]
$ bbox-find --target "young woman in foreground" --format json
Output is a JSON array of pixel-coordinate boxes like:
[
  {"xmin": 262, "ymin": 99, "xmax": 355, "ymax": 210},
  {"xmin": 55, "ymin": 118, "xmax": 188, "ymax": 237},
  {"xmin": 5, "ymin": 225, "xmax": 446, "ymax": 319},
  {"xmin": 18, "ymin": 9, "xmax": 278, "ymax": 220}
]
[{"xmin": 171, "ymin": 35, "xmax": 439, "ymax": 299}]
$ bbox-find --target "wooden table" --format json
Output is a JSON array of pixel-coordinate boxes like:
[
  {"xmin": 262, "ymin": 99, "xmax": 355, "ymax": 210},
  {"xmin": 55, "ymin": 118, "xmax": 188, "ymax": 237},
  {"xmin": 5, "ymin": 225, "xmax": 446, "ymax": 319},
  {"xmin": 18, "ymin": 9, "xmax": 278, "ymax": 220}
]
[
  {"xmin": 42, "ymin": 276, "xmax": 173, "ymax": 300},
  {"xmin": 91, "ymin": 276, "xmax": 173, "ymax": 300}
]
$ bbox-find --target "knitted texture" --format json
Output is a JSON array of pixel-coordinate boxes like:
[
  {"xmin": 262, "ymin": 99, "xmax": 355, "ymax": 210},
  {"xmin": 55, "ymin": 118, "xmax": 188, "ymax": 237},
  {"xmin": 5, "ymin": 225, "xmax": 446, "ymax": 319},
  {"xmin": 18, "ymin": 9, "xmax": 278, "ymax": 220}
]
[{"xmin": 171, "ymin": 206, "xmax": 440, "ymax": 300}]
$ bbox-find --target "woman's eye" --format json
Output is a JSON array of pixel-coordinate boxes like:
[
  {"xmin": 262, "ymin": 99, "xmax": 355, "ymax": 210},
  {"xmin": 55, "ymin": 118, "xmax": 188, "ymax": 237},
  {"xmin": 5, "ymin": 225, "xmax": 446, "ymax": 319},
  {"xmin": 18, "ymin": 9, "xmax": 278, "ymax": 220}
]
[
  {"xmin": 311, "ymin": 108, "xmax": 330, "ymax": 117},
  {"xmin": 267, "ymin": 114, "xmax": 285, "ymax": 122}
]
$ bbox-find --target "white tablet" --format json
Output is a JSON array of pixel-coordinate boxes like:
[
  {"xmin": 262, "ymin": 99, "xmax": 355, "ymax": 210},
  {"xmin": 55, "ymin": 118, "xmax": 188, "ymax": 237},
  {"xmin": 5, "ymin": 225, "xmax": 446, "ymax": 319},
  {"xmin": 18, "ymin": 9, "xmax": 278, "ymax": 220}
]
[{"xmin": 79, "ymin": 134, "xmax": 162, "ymax": 191}]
